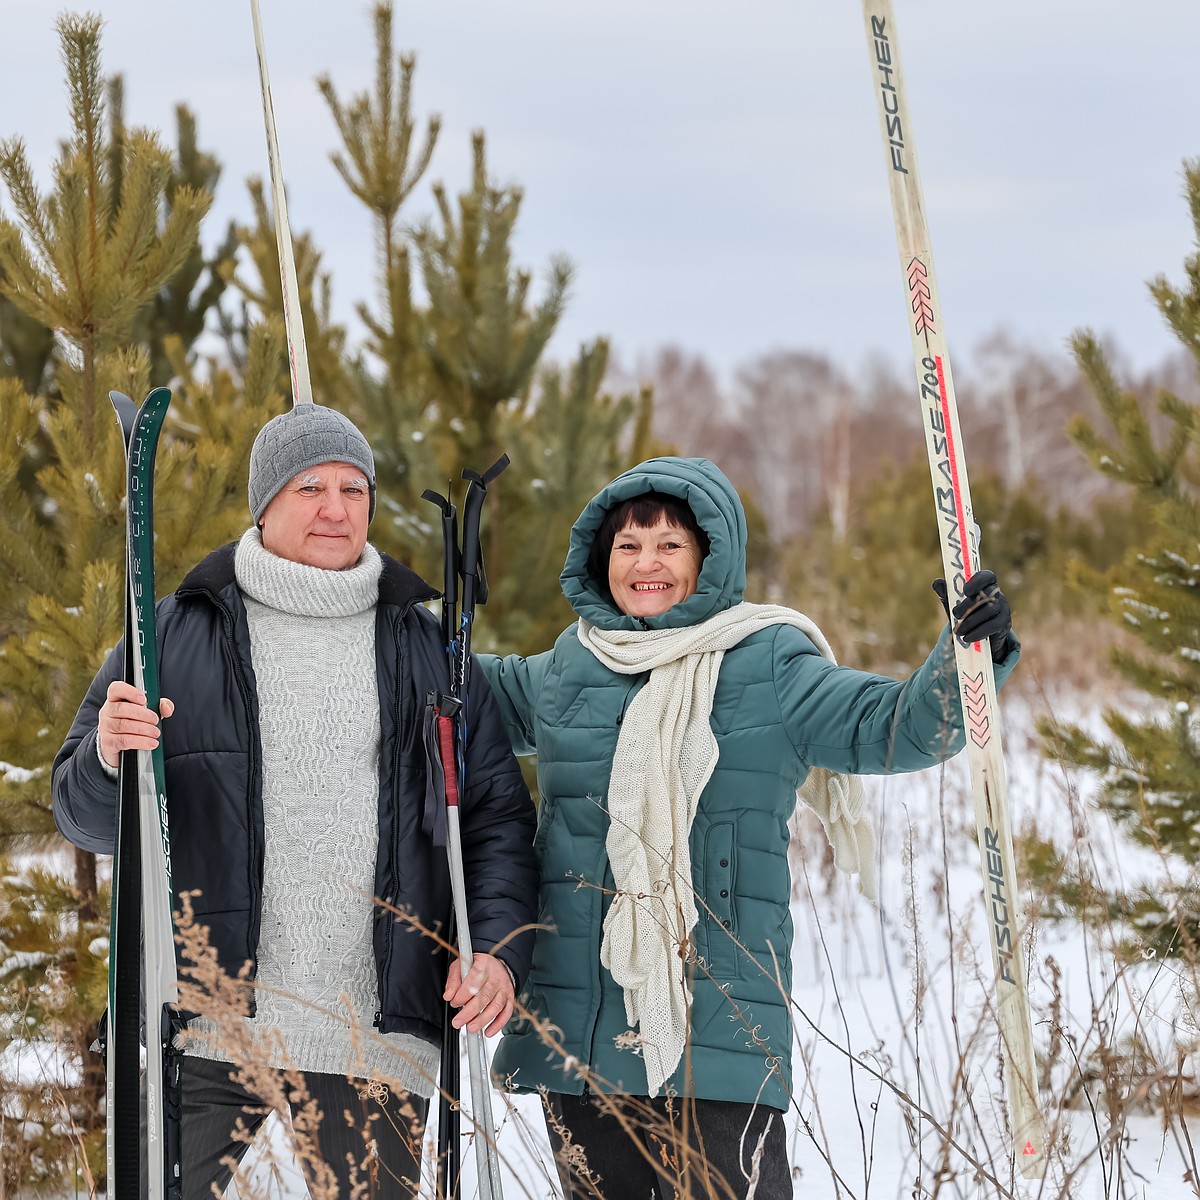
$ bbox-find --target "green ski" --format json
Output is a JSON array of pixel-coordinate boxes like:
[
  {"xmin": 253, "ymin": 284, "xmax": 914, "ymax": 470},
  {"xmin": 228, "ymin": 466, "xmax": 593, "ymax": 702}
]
[{"xmin": 107, "ymin": 388, "xmax": 182, "ymax": 1200}]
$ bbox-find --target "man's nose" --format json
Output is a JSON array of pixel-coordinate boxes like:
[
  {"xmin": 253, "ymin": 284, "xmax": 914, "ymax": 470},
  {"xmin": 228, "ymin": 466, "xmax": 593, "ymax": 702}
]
[{"xmin": 320, "ymin": 490, "xmax": 348, "ymax": 519}]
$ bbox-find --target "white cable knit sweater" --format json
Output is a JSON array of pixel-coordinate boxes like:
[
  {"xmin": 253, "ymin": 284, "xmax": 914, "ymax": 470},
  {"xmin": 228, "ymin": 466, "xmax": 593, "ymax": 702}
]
[{"xmin": 184, "ymin": 530, "xmax": 439, "ymax": 1096}]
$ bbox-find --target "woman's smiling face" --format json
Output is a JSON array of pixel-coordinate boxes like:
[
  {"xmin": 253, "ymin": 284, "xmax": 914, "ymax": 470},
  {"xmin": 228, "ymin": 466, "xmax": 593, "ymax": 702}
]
[{"xmin": 607, "ymin": 518, "xmax": 702, "ymax": 618}]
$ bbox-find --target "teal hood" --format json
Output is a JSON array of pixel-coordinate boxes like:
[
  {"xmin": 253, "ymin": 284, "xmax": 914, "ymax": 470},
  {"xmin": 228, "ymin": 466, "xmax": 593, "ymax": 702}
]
[{"xmin": 559, "ymin": 457, "xmax": 749, "ymax": 631}]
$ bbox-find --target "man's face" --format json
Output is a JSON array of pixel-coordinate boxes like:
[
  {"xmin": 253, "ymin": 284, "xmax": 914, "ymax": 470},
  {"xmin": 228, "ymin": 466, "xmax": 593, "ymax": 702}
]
[{"xmin": 259, "ymin": 461, "xmax": 371, "ymax": 570}]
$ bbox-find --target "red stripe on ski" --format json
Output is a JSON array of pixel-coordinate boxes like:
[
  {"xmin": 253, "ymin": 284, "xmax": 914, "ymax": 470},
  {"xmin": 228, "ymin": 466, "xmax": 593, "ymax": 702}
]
[
  {"xmin": 934, "ymin": 356, "xmax": 971, "ymax": 579},
  {"xmin": 935, "ymin": 355, "xmax": 983, "ymax": 648}
]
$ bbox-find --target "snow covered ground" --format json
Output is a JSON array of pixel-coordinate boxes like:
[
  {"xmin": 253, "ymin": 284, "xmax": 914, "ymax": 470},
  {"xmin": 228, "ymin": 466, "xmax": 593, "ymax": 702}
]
[
  {"xmin": 220, "ymin": 680, "xmax": 1200, "ymax": 1199},
  {"xmin": 10, "ymin": 677, "xmax": 1195, "ymax": 1198}
]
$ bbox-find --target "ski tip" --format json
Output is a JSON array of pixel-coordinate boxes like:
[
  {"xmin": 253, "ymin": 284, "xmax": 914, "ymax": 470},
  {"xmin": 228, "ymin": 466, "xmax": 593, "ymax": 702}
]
[
  {"xmin": 108, "ymin": 392, "xmax": 138, "ymax": 434},
  {"xmin": 145, "ymin": 386, "xmax": 173, "ymax": 411}
]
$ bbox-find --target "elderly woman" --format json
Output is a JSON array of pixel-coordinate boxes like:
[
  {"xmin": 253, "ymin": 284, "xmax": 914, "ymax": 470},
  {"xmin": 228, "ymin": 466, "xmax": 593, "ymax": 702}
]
[{"xmin": 478, "ymin": 456, "xmax": 1018, "ymax": 1200}]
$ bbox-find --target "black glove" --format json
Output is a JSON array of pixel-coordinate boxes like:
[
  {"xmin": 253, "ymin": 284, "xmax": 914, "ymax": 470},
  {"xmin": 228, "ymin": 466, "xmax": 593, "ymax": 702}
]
[{"xmin": 932, "ymin": 569, "xmax": 1012, "ymax": 662}]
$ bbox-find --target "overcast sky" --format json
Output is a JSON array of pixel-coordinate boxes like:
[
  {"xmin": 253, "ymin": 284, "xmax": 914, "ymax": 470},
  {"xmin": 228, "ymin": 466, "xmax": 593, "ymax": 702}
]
[{"xmin": 3, "ymin": 2, "xmax": 1196, "ymax": 385}]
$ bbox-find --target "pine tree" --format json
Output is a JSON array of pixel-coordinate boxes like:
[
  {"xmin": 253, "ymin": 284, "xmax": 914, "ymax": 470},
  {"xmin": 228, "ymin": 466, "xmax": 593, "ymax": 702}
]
[
  {"xmin": 126, "ymin": 95, "xmax": 240, "ymax": 382},
  {"xmin": 414, "ymin": 132, "xmax": 572, "ymax": 474},
  {"xmin": 0, "ymin": 74, "xmax": 234, "ymax": 409},
  {"xmin": 780, "ymin": 452, "xmax": 1117, "ymax": 673},
  {"xmin": 0, "ymin": 282, "xmax": 55, "ymax": 394},
  {"xmin": 0, "ymin": 18, "xmax": 209, "ymax": 439},
  {"xmin": 318, "ymin": 3, "xmax": 649, "ymax": 653},
  {"xmin": 1039, "ymin": 159, "xmax": 1200, "ymax": 957},
  {"xmin": 232, "ymin": 176, "xmax": 350, "ymax": 410},
  {"xmin": 0, "ymin": 5, "xmax": 210, "ymax": 936},
  {"xmin": 0, "ymin": 5, "xmax": 652, "ymax": 1190},
  {"xmin": 0, "ymin": 15, "xmax": 280, "ymax": 1190},
  {"xmin": 317, "ymin": 0, "xmax": 441, "ymax": 556},
  {"xmin": 486, "ymin": 339, "xmax": 650, "ymax": 647}
]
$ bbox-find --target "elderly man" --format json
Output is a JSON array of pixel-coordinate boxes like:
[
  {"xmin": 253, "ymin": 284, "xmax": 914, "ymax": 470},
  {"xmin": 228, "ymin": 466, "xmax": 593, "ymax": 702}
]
[{"xmin": 52, "ymin": 404, "xmax": 537, "ymax": 1198}]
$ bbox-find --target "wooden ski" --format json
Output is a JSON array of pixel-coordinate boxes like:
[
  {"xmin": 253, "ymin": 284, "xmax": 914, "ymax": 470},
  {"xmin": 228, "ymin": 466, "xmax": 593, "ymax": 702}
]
[
  {"xmin": 859, "ymin": 0, "xmax": 1047, "ymax": 1177},
  {"xmin": 249, "ymin": 0, "xmax": 314, "ymax": 407}
]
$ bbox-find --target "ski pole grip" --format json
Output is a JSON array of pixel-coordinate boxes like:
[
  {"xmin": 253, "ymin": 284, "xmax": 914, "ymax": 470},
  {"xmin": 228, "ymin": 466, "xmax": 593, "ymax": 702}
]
[
  {"xmin": 459, "ymin": 454, "xmax": 509, "ymax": 596},
  {"xmin": 437, "ymin": 715, "xmax": 461, "ymax": 808},
  {"xmin": 422, "ymin": 487, "xmax": 460, "ymax": 647}
]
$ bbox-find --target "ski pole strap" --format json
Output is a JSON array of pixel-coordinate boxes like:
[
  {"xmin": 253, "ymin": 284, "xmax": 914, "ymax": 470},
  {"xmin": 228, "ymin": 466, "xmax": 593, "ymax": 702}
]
[
  {"xmin": 421, "ymin": 702, "xmax": 448, "ymax": 847},
  {"xmin": 421, "ymin": 694, "xmax": 463, "ymax": 846}
]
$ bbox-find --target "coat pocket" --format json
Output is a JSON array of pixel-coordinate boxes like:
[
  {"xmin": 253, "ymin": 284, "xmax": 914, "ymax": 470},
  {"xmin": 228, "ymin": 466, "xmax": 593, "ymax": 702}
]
[
  {"xmin": 701, "ymin": 822, "xmax": 738, "ymax": 977},
  {"xmin": 533, "ymin": 793, "xmax": 556, "ymax": 858}
]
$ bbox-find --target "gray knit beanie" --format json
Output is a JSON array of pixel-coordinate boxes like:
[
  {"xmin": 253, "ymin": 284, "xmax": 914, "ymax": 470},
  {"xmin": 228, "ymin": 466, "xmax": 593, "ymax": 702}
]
[{"xmin": 248, "ymin": 405, "xmax": 376, "ymax": 522}]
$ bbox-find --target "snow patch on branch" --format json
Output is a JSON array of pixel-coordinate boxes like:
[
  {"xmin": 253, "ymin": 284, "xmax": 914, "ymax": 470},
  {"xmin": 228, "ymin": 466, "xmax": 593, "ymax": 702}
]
[
  {"xmin": 1122, "ymin": 599, "xmax": 1170, "ymax": 621},
  {"xmin": 0, "ymin": 761, "xmax": 41, "ymax": 784},
  {"xmin": 1163, "ymin": 550, "xmax": 1200, "ymax": 577},
  {"xmin": 0, "ymin": 950, "xmax": 51, "ymax": 979}
]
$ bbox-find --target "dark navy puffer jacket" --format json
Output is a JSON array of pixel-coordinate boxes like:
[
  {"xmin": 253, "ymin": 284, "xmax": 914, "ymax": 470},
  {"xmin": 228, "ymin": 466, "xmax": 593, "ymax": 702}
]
[{"xmin": 52, "ymin": 543, "xmax": 538, "ymax": 1046}]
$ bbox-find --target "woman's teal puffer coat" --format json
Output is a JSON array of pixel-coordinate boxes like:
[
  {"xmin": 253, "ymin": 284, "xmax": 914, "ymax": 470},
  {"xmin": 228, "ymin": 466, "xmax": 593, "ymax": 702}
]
[{"xmin": 480, "ymin": 457, "xmax": 1018, "ymax": 1111}]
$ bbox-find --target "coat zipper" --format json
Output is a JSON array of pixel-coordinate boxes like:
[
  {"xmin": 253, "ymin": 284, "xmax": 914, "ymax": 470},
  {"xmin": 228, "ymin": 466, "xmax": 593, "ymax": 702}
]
[
  {"xmin": 583, "ymin": 675, "xmax": 643, "ymax": 1071},
  {"xmin": 219, "ymin": 605, "xmax": 261, "ymax": 993},
  {"xmin": 375, "ymin": 599, "xmax": 426, "ymax": 1028},
  {"xmin": 375, "ymin": 614, "xmax": 407, "ymax": 1027}
]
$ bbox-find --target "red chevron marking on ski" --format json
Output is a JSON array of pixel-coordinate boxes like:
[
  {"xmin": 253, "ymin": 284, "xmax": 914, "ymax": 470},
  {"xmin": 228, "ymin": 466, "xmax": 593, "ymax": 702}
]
[
  {"xmin": 963, "ymin": 671, "xmax": 991, "ymax": 747},
  {"xmin": 907, "ymin": 258, "xmax": 936, "ymax": 336}
]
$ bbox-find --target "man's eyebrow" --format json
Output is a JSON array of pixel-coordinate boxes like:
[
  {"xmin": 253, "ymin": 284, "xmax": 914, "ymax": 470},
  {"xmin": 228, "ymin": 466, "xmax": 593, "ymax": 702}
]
[{"xmin": 292, "ymin": 471, "xmax": 368, "ymax": 488}]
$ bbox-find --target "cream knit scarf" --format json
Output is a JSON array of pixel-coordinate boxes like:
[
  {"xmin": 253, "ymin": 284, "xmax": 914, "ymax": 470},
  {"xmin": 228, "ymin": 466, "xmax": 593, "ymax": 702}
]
[{"xmin": 577, "ymin": 601, "xmax": 877, "ymax": 1095}]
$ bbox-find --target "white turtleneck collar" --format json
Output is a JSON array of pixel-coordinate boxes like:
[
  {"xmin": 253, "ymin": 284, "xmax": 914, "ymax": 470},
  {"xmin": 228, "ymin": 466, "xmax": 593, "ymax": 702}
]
[{"xmin": 234, "ymin": 528, "xmax": 382, "ymax": 619}]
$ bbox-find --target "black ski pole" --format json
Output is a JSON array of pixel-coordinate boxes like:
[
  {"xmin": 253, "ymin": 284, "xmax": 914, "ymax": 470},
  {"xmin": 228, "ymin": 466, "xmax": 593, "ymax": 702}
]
[
  {"xmin": 422, "ymin": 454, "xmax": 509, "ymax": 1200},
  {"xmin": 454, "ymin": 455, "xmax": 510, "ymax": 727},
  {"xmin": 421, "ymin": 484, "xmax": 462, "ymax": 1200}
]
